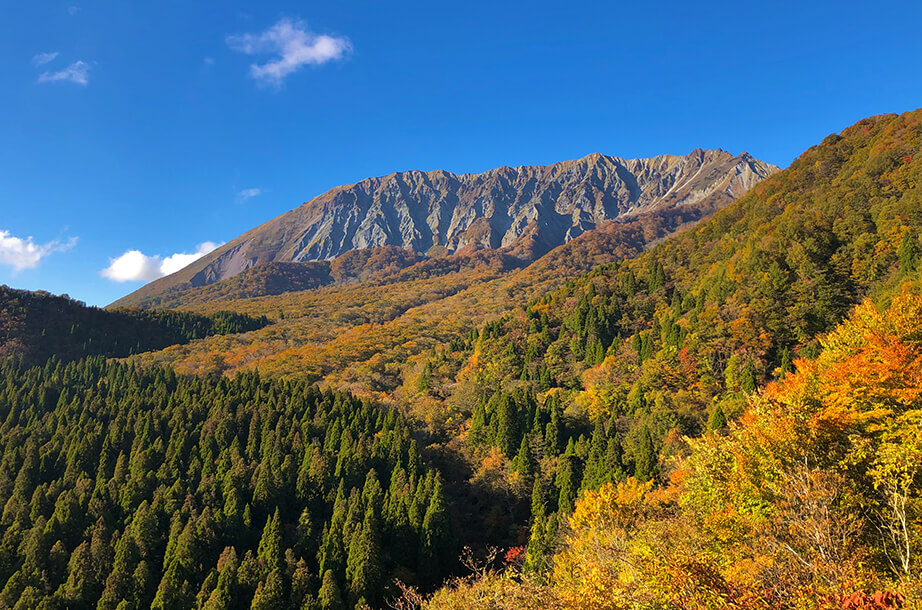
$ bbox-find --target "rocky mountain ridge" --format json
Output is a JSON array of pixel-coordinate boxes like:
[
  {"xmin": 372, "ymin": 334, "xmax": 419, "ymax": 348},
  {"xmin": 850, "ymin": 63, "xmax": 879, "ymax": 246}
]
[{"xmin": 112, "ymin": 149, "xmax": 777, "ymax": 307}]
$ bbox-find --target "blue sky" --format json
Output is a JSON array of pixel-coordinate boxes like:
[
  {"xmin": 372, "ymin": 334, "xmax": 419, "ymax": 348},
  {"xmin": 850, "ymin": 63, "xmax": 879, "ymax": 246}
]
[{"xmin": 1, "ymin": 1, "xmax": 921, "ymax": 306}]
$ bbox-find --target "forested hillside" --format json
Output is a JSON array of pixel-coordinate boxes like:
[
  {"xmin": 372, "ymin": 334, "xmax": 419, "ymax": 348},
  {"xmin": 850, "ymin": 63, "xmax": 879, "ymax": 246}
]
[
  {"xmin": 379, "ymin": 107, "xmax": 918, "ymax": 571},
  {"xmin": 423, "ymin": 291, "xmax": 922, "ymax": 608},
  {"xmin": 2, "ymin": 109, "xmax": 921, "ymax": 609},
  {"xmin": 402, "ymin": 110, "xmax": 922, "ymax": 607},
  {"xmin": 114, "ymin": 246, "xmax": 435, "ymax": 310},
  {"xmin": 0, "ymin": 359, "xmax": 453, "ymax": 609},
  {"xmin": 0, "ymin": 286, "xmax": 268, "ymax": 365},
  {"xmin": 124, "ymin": 187, "xmax": 740, "ymax": 384}
]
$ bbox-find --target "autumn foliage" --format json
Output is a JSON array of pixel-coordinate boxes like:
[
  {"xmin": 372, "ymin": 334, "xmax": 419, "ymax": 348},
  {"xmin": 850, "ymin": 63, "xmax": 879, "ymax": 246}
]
[{"xmin": 424, "ymin": 292, "xmax": 922, "ymax": 608}]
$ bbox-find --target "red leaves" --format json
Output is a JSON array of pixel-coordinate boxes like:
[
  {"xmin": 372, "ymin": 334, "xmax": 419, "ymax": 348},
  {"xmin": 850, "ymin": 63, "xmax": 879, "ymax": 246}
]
[
  {"xmin": 503, "ymin": 546, "xmax": 526, "ymax": 569},
  {"xmin": 828, "ymin": 589, "xmax": 905, "ymax": 610}
]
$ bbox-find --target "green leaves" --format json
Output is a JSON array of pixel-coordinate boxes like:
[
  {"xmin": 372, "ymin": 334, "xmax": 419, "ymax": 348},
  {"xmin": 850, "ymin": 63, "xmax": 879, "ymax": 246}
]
[{"xmin": 0, "ymin": 358, "xmax": 453, "ymax": 608}]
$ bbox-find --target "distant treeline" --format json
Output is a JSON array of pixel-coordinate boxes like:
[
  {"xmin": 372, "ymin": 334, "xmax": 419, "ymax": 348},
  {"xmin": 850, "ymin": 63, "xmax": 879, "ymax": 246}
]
[{"xmin": 0, "ymin": 286, "xmax": 268, "ymax": 364}]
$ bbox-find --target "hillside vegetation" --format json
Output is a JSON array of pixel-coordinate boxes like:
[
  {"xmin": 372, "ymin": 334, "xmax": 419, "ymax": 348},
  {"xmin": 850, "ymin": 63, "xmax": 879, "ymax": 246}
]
[
  {"xmin": 126, "ymin": 193, "xmax": 733, "ymax": 387},
  {"xmin": 0, "ymin": 359, "xmax": 454, "ymax": 609},
  {"xmin": 422, "ymin": 292, "xmax": 922, "ymax": 608},
  {"xmin": 0, "ymin": 286, "xmax": 268, "ymax": 365},
  {"xmin": 2, "ymin": 109, "xmax": 921, "ymax": 609},
  {"xmin": 405, "ymin": 110, "xmax": 922, "ymax": 607}
]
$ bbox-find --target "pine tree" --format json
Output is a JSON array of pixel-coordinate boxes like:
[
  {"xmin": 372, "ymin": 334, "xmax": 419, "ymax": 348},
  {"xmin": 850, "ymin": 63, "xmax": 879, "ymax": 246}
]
[
  {"xmin": 544, "ymin": 402, "xmax": 562, "ymax": 456},
  {"xmin": 416, "ymin": 361, "xmax": 433, "ymax": 392},
  {"xmin": 530, "ymin": 477, "xmax": 545, "ymax": 523},
  {"xmin": 347, "ymin": 510, "xmax": 382, "ymax": 607},
  {"xmin": 250, "ymin": 570, "xmax": 284, "ymax": 610},
  {"xmin": 603, "ymin": 434, "xmax": 625, "ymax": 482},
  {"xmin": 634, "ymin": 427, "xmax": 658, "ymax": 482},
  {"xmin": 555, "ymin": 455, "xmax": 582, "ymax": 513},
  {"xmin": 899, "ymin": 230, "xmax": 920, "ymax": 273},
  {"xmin": 709, "ymin": 404, "xmax": 728, "ymax": 431},
  {"xmin": 289, "ymin": 559, "xmax": 313, "ymax": 609},
  {"xmin": 203, "ymin": 547, "xmax": 238, "ymax": 610},
  {"xmin": 420, "ymin": 475, "xmax": 449, "ymax": 581},
  {"xmin": 511, "ymin": 435, "xmax": 535, "ymax": 479},
  {"xmin": 779, "ymin": 345, "xmax": 793, "ymax": 377},
  {"xmin": 493, "ymin": 394, "xmax": 519, "ymax": 456},
  {"xmin": 469, "ymin": 402, "xmax": 488, "ymax": 447},
  {"xmin": 627, "ymin": 380, "xmax": 646, "ymax": 412},
  {"xmin": 317, "ymin": 570, "xmax": 344, "ymax": 610},
  {"xmin": 580, "ymin": 420, "xmax": 609, "ymax": 490},
  {"xmin": 257, "ymin": 509, "xmax": 282, "ymax": 573}
]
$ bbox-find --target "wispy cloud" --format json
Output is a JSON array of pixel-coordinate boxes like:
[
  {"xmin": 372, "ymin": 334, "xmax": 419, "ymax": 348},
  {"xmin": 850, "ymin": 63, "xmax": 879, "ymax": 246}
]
[
  {"xmin": 67, "ymin": 6, "xmax": 80, "ymax": 16},
  {"xmin": 32, "ymin": 52, "xmax": 59, "ymax": 66},
  {"xmin": 237, "ymin": 188, "xmax": 263, "ymax": 202},
  {"xmin": 227, "ymin": 18, "xmax": 351, "ymax": 87},
  {"xmin": 38, "ymin": 60, "xmax": 90, "ymax": 85},
  {"xmin": 0, "ymin": 230, "xmax": 77, "ymax": 273},
  {"xmin": 101, "ymin": 241, "xmax": 223, "ymax": 283}
]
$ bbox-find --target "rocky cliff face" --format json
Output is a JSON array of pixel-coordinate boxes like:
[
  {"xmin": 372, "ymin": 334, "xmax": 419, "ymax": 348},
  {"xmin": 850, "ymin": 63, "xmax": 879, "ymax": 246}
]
[{"xmin": 113, "ymin": 149, "xmax": 777, "ymax": 306}]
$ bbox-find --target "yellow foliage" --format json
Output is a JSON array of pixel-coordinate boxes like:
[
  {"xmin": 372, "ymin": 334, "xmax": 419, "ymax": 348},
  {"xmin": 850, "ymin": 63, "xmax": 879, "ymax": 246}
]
[{"xmin": 551, "ymin": 479, "xmax": 653, "ymax": 609}]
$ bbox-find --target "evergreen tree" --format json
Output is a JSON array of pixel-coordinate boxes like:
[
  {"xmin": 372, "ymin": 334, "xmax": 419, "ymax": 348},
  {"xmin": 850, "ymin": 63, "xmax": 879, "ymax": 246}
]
[
  {"xmin": 0, "ymin": 358, "xmax": 452, "ymax": 608},
  {"xmin": 899, "ymin": 230, "xmax": 920, "ymax": 273},
  {"xmin": 555, "ymin": 455, "xmax": 582, "ymax": 513},
  {"xmin": 257, "ymin": 509, "xmax": 282, "ymax": 573},
  {"xmin": 317, "ymin": 570, "xmax": 344, "ymax": 610},
  {"xmin": 779, "ymin": 345, "xmax": 793, "ymax": 377},
  {"xmin": 202, "ymin": 548, "xmax": 238, "ymax": 610},
  {"xmin": 421, "ymin": 475, "xmax": 450, "ymax": 579},
  {"xmin": 416, "ymin": 361, "xmax": 433, "ymax": 392},
  {"xmin": 634, "ymin": 427, "xmax": 658, "ymax": 482},
  {"xmin": 511, "ymin": 435, "xmax": 535, "ymax": 479},
  {"xmin": 250, "ymin": 570, "xmax": 284, "ymax": 610},
  {"xmin": 347, "ymin": 510, "xmax": 381, "ymax": 607},
  {"xmin": 709, "ymin": 404, "xmax": 728, "ymax": 431},
  {"xmin": 544, "ymin": 402, "xmax": 562, "ymax": 456},
  {"xmin": 492, "ymin": 394, "xmax": 519, "ymax": 456},
  {"xmin": 530, "ymin": 477, "xmax": 545, "ymax": 523}
]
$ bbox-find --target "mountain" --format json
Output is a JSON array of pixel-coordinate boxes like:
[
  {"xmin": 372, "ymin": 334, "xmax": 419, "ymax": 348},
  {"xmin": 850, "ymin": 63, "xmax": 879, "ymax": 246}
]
[
  {"xmin": 424, "ymin": 110, "xmax": 922, "ymax": 609},
  {"xmin": 3, "ymin": 111, "xmax": 922, "ymax": 610},
  {"xmin": 112, "ymin": 149, "xmax": 776, "ymax": 308},
  {"xmin": 459, "ymin": 110, "xmax": 922, "ymax": 439},
  {"xmin": 119, "ymin": 180, "xmax": 777, "ymax": 382}
]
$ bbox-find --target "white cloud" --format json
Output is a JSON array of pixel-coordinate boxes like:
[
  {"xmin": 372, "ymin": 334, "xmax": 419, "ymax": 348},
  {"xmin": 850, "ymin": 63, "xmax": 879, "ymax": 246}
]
[
  {"xmin": 67, "ymin": 6, "xmax": 80, "ymax": 15},
  {"xmin": 161, "ymin": 241, "xmax": 222, "ymax": 275},
  {"xmin": 237, "ymin": 187, "xmax": 262, "ymax": 202},
  {"xmin": 38, "ymin": 60, "xmax": 90, "ymax": 85},
  {"xmin": 100, "ymin": 250, "xmax": 162, "ymax": 282},
  {"xmin": 0, "ymin": 230, "xmax": 76, "ymax": 272},
  {"xmin": 227, "ymin": 18, "xmax": 351, "ymax": 87},
  {"xmin": 32, "ymin": 52, "xmax": 59, "ymax": 66},
  {"xmin": 101, "ymin": 241, "xmax": 222, "ymax": 282}
]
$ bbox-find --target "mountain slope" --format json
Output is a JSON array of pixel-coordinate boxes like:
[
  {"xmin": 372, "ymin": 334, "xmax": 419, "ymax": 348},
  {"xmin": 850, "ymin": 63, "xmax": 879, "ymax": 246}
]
[
  {"xmin": 124, "ymin": 184, "xmax": 763, "ymax": 384},
  {"xmin": 444, "ymin": 107, "xmax": 922, "ymax": 517},
  {"xmin": 0, "ymin": 286, "xmax": 268, "ymax": 365},
  {"xmin": 112, "ymin": 149, "xmax": 776, "ymax": 308}
]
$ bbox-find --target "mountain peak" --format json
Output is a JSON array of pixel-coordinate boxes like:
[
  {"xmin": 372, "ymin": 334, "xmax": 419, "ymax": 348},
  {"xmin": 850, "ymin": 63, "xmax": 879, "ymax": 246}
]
[{"xmin": 112, "ymin": 148, "xmax": 778, "ymax": 308}]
